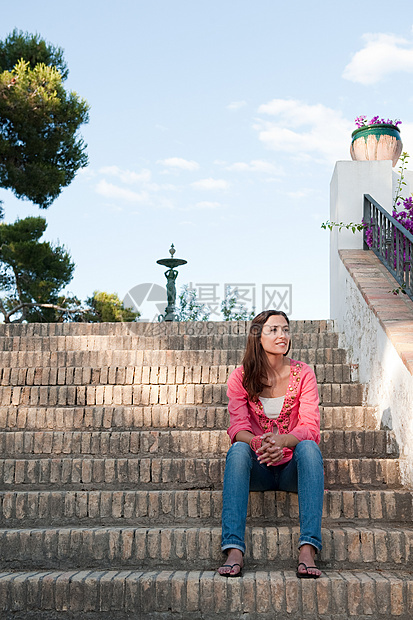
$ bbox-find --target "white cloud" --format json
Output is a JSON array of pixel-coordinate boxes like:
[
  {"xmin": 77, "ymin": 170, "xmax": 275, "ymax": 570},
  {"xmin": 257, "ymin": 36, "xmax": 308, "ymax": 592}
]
[
  {"xmin": 192, "ymin": 178, "xmax": 229, "ymax": 190},
  {"xmin": 99, "ymin": 166, "xmax": 151, "ymax": 184},
  {"xmin": 91, "ymin": 165, "xmax": 183, "ymax": 209},
  {"xmin": 159, "ymin": 157, "xmax": 200, "ymax": 171},
  {"xmin": 343, "ymin": 33, "xmax": 413, "ymax": 85},
  {"xmin": 396, "ymin": 121, "xmax": 413, "ymax": 156},
  {"xmin": 227, "ymin": 101, "xmax": 247, "ymax": 110},
  {"xmin": 258, "ymin": 99, "xmax": 345, "ymax": 127},
  {"xmin": 179, "ymin": 220, "xmax": 197, "ymax": 227},
  {"xmin": 191, "ymin": 201, "xmax": 220, "ymax": 209},
  {"xmin": 255, "ymin": 99, "xmax": 352, "ymax": 163},
  {"xmin": 77, "ymin": 167, "xmax": 97, "ymax": 179},
  {"xmin": 226, "ymin": 160, "xmax": 284, "ymax": 175},
  {"xmin": 173, "ymin": 201, "xmax": 222, "ymax": 212},
  {"xmin": 96, "ymin": 180, "xmax": 149, "ymax": 203},
  {"xmin": 286, "ymin": 188, "xmax": 314, "ymax": 199}
]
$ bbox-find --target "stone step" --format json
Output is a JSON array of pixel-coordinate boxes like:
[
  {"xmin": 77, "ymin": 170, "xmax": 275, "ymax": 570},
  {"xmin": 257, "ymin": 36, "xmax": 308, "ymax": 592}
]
[
  {"xmin": 0, "ymin": 524, "xmax": 412, "ymax": 572},
  {"xmin": 0, "ymin": 405, "xmax": 379, "ymax": 431},
  {"xmin": 0, "ymin": 430, "xmax": 398, "ymax": 459},
  {"xmin": 0, "ymin": 489, "xmax": 411, "ymax": 528},
  {"xmin": 2, "ymin": 568, "xmax": 411, "ymax": 619},
  {"xmin": 0, "ymin": 332, "xmax": 340, "ymax": 352},
  {"xmin": 0, "ymin": 457, "xmax": 400, "ymax": 489},
  {"xmin": 0, "ymin": 382, "xmax": 365, "ymax": 407},
  {"xmin": 0, "ymin": 319, "xmax": 335, "ymax": 337},
  {"xmin": 0, "ymin": 347, "xmax": 348, "ymax": 367},
  {"xmin": 0, "ymin": 363, "xmax": 358, "ymax": 386}
]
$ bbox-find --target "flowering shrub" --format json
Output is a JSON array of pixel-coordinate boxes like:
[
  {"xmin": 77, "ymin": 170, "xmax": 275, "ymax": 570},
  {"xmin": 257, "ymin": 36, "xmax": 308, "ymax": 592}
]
[
  {"xmin": 355, "ymin": 116, "xmax": 402, "ymax": 128},
  {"xmin": 394, "ymin": 196, "xmax": 413, "ymax": 234}
]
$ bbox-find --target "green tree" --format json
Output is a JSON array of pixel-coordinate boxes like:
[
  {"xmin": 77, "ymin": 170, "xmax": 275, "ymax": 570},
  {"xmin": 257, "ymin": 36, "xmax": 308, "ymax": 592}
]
[
  {"xmin": 176, "ymin": 284, "xmax": 211, "ymax": 321},
  {"xmin": 0, "ymin": 216, "xmax": 75, "ymax": 322},
  {"xmin": 0, "ymin": 31, "xmax": 91, "ymax": 323},
  {"xmin": 53, "ymin": 294, "xmax": 86, "ymax": 323},
  {"xmin": 221, "ymin": 286, "xmax": 255, "ymax": 321},
  {"xmin": 0, "ymin": 30, "xmax": 89, "ymax": 208},
  {"xmin": 84, "ymin": 291, "xmax": 140, "ymax": 322},
  {"xmin": 0, "ymin": 29, "xmax": 68, "ymax": 77}
]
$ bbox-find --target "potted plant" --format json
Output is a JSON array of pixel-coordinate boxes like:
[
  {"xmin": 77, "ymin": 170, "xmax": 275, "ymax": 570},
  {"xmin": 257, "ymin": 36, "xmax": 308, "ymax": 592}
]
[{"xmin": 350, "ymin": 116, "xmax": 402, "ymax": 167}]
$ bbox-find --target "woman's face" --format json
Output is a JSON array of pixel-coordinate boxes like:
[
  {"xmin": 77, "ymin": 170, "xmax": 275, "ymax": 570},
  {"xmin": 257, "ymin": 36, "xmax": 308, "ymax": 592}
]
[{"xmin": 260, "ymin": 315, "xmax": 290, "ymax": 356}]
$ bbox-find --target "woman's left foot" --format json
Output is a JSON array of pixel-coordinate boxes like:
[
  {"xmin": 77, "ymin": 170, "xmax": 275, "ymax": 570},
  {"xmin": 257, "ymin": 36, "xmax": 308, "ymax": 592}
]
[{"xmin": 296, "ymin": 544, "xmax": 321, "ymax": 578}]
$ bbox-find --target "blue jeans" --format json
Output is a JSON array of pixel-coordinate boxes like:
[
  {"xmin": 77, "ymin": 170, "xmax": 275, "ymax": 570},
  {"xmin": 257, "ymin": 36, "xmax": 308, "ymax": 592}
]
[{"xmin": 221, "ymin": 440, "xmax": 324, "ymax": 554}]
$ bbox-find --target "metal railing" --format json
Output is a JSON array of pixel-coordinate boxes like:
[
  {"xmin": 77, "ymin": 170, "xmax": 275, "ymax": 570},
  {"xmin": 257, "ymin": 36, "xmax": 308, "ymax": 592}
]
[{"xmin": 363, "ymin": 193, "xmax": 413, "ymax": 301}]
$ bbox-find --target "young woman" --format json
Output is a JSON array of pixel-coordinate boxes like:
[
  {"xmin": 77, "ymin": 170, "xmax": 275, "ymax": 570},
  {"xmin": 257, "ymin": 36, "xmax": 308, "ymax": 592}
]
[{"xmin": 218, "ymin": 310, "xmax": 324, "ymax": 578}]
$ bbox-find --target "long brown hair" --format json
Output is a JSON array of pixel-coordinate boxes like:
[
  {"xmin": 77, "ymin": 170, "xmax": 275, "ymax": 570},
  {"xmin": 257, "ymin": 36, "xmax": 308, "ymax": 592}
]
[{"xmin": 242, "ymin": 310, "xmax": 291, "ymax": 401}]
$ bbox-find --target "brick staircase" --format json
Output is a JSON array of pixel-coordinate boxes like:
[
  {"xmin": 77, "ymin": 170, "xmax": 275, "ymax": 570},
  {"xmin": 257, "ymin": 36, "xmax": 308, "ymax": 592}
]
[{"xmin": 0, "ymin": 320, "xmax": 412, "ymax": 619}]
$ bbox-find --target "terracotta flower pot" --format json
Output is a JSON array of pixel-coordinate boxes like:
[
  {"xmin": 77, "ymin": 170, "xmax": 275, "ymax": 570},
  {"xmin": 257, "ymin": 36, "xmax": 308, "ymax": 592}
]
[{"xmin": 350, "ymin": 124, "xmax": 402, "ymax": 167}]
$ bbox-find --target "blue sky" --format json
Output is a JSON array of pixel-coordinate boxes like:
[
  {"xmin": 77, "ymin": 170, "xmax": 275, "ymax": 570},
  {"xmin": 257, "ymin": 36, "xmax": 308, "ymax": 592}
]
[{"xmin": 1, "ymin": 1, "xmax": 413, "ymax": 320}]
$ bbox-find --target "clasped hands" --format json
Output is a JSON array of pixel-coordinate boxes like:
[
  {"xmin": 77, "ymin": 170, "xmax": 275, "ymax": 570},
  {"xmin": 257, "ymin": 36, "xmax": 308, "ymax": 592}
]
[{"xmin": 256, "ymin": 432, "xmax": 285, "ymax": 465}]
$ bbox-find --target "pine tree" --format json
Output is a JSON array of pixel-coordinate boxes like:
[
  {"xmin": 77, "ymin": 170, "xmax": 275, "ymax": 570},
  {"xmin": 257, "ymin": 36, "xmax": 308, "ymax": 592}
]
[
  {"xmin": 0, "ymin": 216, "xmax": 75, "ymax": 322},
  {"xmin": 0, "ymin": 30, "xmax": 89, "ymax": 208}
]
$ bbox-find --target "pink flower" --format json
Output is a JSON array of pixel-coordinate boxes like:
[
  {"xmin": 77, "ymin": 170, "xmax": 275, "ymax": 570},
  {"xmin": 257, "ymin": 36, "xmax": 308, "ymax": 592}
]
[{"xmin": 355, "ymin": 115, "xmax": 401, "ymax": 128}]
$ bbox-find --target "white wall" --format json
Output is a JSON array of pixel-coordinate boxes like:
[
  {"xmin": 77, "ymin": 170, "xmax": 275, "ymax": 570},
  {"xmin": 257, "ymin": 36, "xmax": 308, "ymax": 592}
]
[
  {"xmin": 336, "ymin": 259, "xmax": 413, "ymax": 488},
  {"xmin": 330, "ymin": 161, "xmax": 393, "ymax": 320},
  {"xmin": 330, "ymin": 160, "xmax": 413, "ymax": 489}
]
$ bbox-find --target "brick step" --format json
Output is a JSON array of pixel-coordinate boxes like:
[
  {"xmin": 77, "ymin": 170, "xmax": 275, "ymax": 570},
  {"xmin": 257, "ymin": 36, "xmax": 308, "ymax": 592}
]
[
  {"xmin": 0, "ymin": 363, "xmax": 358, "ymax": 386},
  {"xmin": 0, "ymin": 430, "xmax": 398, "ymax": 459},
  {"xmin": 0, "ymin": 319, "xmax": 335, "ymax": 336},
  {"xmin": 0, "ymin": 489, "xmax": 411, "ymax": 528},
  {"xmin": 0, "ymin": 332, "xmax": 340, "ymax": 352},
  {"xmin": 0, "ymin": 457, "xmax": 400, "ymax": 489},
  {"xmin": 0, "ymin": 382, "xmax": 365, "ymax": 407},
  {"xmin": 0, "ymin": 347, "xmax": 348, "ymax": 368},
  {"xmin": 0, "ymin": 568, "xmax": 412, "ymax": 619},
  {"xmin": 0, "ymin": 405, "xmax": 379, "ymax": 431},
  {"xmin": 0, "ymin": 524, "xmax": 412, "ymax": 572}
]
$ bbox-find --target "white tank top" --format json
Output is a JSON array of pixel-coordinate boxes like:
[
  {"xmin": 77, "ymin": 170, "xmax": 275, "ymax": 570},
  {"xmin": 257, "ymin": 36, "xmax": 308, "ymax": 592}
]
[{"xmin": 259, "ymin": 396, "xmax": 285, "ymax": 419}]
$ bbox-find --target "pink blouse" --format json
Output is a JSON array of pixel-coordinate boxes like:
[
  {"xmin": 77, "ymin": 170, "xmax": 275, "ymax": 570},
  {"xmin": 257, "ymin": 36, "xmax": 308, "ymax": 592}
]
[{"xmin": 226, "ymin": 359, "xmax": 320, "ymax": 467}]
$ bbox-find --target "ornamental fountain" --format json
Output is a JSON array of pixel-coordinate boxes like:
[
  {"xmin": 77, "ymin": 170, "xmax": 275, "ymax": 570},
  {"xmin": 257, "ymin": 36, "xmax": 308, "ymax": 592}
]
[{"xmin": 156, "ymin": 244, "xmax": 187, "ymax": 321}]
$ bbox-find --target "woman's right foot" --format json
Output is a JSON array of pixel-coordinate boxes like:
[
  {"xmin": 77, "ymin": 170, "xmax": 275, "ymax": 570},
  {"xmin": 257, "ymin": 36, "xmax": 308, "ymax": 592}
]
[{"xmin": 218, "ymin": 548, "xmax": 243, "ymax": 576}]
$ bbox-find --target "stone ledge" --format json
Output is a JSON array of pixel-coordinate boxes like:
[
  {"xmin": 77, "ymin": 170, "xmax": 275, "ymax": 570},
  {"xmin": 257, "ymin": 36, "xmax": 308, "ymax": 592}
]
[
  {"xmin": 0, "ymin": 382, "xmax": 365, "ymax": 407},
  {"xmin": 0, "ymin": 489, "xmax": 411, "ymax": 526},
  {"xmin": 0, "ymin": 569, "xmax": 412, "ymax": 618},
  {"xmin": 0, "ymin": 363, "xmax": 356, "ymax": 386},
  {"xmin": 0, "ymin": 456, "xmax": 400, "ymax": 488},
  {"xmin": 0, "ymin": 319, "xmax": 335, "ymax": 337},
  {"xmin": 0, "ymin": 429, "xmax": 398, "ymax": 459},
  {"xmin": 0, "ymin": 333, "xmax": 340, "ymax": 353},
  {"xmin": 0, "ymin": 524, "xmax": 412, "ymax": 570},
  {"xmin": 339, "ymin": 250, "xmax": 413, "ymax": 375},
  {"xmin": 0, "ymin": 404, "xmax": 379, "ymax": 431}
]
